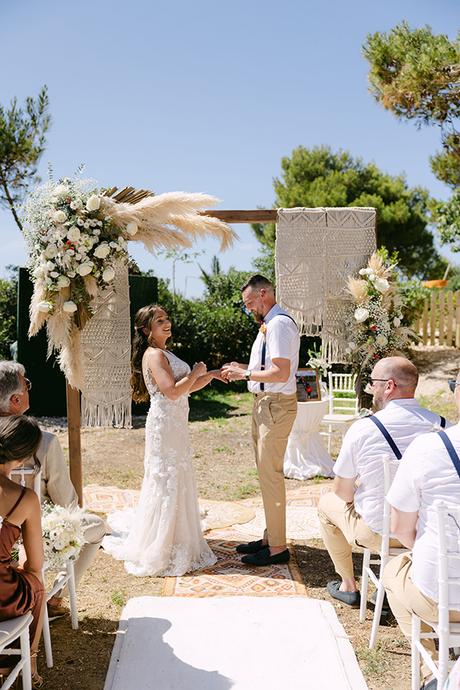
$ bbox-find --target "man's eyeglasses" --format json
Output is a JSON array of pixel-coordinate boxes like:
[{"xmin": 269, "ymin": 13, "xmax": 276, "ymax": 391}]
[
  {"xmin": 368, "ymin": 377, "xmax": 395, "ymax": 386},
  {"xmin": 24, "ymin": 378, "xmax": 32, "ymax": 391},
  {"xmin": 448, "ymin": 379, "xmax": 460, "ymax": 393}
]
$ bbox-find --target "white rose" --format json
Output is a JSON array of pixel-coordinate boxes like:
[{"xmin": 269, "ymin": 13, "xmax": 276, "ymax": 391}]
[
  {"xmin": 37, "ymin": 301, "xmax": 52, "ymax": 313},
  {"xmin": 67, "ymin": 227, "xmax": 81, "ymax": 242},
  {"xmin": 102, "ymin": 266, "xmax": 115, "ymax": 282},
  {"xmin": 93, "ymin": 242, "xmax": 111, "ymax": 259},
  {"xmin": 125, "ymin": 221, "xmax": 138, "ymax": 236},
  {"xmin": 53, "ymin": 210, "xmax": 67, "ymax": 224},
  {"xmin": 57, "ymin": 275, "xmax": 71, "ymax": 288},
  {"xmin": 86, "ymin": 194, "xmax": 101, "ymax": 212},
  {"xmin": 83, "ymin": 221, "xmax": 90, "ymax": 229},
  {"xmin": 109, "ymin": 241, "xmax": 118, "ymax": 248},
  {"xmin": 393, "ymin": 317, "xmax": 401, "ymax": 327},
  {"xmin": 67, "ymin": 271, "xmax": 76, "ymax": 278},
  {"xmin": 44, "ymin": 244, "xmax": 58, "ymax": 259},
  {"xmin": 63, "ymin": 300, "xmax": 78, "ymax": 313},
  {"xmin": 77, "ymin": 218, "xmax": 84, "ymax": 226},
  {"xmin": 354, "ymin": 307, "xmax": 369, "ymax": 323},
  {"xmin": 46, "ymin": 261, "xmax": 56, "ymax": 271},
  {"xmin": 53, "ymin": 183, "xmax": 68, "ymax": 197},
  {"xmin": 50, "ymin": 271, "xmax": 59, "ymax": 278},
  {"xmin": 374, "ymin": 277, "xmax": 390, "ymax": 293},
  {"xmin": 77, "ymin": 263, "xmax": 93, "ymax": 276},
  {"xmin": 376, "ymin": 334, "xmax": 388, "ymax": 347}
]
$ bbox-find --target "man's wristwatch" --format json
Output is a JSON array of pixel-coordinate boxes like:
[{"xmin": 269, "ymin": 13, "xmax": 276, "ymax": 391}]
[{"xmin": 244, "ymin": 369, "xmax": 252, "ymax": 381}]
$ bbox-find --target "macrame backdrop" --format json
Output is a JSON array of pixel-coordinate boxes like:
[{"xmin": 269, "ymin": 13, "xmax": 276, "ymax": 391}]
[
  {"xmin": 80, "ymin": 262, "xmax": 132, "ymax": 428},
  {"xmin": 275, "ymin": 207, "xmax": 377, "ymax": 362}
]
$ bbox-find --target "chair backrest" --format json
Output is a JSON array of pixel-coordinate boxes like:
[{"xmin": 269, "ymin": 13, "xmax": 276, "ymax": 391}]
[
  {"xmin": 10, "ymin": 466, "xmax": 42, "ymax": 498},
  {"xmin": 328, "ymin": 372, "xmax": 359, "ymax": 415},
  {"xmin": 380, "ymin": 454, "xmax": 399, "ymax": 548},
  {"xmin": 435, "ymin": 503, "xmax": 460, "ymax": 635}
]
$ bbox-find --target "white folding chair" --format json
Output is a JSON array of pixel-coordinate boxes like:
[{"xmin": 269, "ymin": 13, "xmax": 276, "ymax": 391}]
[
  {"xmin": 411, "ymin": 502, "xmax": 460, "ymax": 690},
  {"xmin": 321, "ymin": 372, "xmax": 359, "ymax": 453},
  {"xmin": 359, "ymin": 454, "xmax": 409, "ymax": 648},
  {"xmin": 0, "ymin": 613, "xmax": 33, "ymax": 690},
  {"xmin": 10, "ymin": 466, "xmax": 79, "ymax": 668}
]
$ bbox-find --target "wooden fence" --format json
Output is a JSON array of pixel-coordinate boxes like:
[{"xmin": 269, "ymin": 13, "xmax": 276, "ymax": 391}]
[{"xmin": 414, "ymin": 290, "xmax": 460, "ymax": 347}]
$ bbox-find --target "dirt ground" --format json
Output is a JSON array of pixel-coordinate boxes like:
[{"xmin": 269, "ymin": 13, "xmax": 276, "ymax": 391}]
[{"xmin": 35, "ymin": 347, "xmax": 459, "ymax": 690}]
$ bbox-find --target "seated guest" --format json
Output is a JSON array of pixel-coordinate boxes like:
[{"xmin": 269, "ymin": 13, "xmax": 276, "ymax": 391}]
[
  {"xmin": 318, "ymin": 356, "xmax": 448, "ymax": 606},
  {"xmin": 0, "ymin": 361, "xmax": 106, "ymax": 617},
  {"xmin": 0, "ymin": 415, "xmax": 45, "ymax": 686},
  {"xmin": 383, "ymin": 372, "xmax": 460, "ymax": 690}
]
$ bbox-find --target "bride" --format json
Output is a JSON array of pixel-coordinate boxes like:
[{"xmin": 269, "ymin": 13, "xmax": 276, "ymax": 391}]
[{"xmin": 103, "ymin": 303, "xmax": 221, "ymax": 576}]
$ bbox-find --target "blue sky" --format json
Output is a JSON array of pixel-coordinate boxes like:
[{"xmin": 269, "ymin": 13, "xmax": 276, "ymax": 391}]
[{"xmin": 0, "ymin": 0, "xmax": 458, "ymax": 296}]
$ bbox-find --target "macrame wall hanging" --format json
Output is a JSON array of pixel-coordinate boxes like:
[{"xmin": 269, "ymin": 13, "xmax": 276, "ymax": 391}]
[{"xmin": 275, "ymin": 207, "xmax": 377, "ymax": 362}]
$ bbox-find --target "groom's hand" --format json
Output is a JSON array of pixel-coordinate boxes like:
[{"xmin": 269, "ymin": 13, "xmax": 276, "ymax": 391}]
[{"xmin": 221, "ymin": 364, "xmax": 246, "ymax": 382}]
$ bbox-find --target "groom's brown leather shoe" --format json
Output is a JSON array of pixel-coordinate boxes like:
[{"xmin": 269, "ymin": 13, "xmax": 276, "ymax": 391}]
[{"xmin": 236, "ymin": 539, "xmax": 268, "ymax": 554}]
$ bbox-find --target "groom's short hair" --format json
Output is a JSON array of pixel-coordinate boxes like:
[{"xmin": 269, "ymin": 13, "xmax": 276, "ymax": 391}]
[{"xmin": 241, "ymin": 274, "xmax": 274, "ymax": 293}]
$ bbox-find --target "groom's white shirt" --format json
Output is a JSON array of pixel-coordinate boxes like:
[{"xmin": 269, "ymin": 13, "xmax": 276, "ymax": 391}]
[{"xmin": 247, "ymin": 303, "xmax": 300, "ymax": 395}]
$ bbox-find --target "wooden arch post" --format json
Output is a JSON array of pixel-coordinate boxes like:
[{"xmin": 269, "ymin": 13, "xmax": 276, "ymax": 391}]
[{"xmin": 66, "ymin": 209, "xmax": 277, "ymax": 507}]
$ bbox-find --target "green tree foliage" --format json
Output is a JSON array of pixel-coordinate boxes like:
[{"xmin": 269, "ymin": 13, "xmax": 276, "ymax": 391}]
[
  {"xmin": 363, "ymin": 23, "xmax": 460, "ymax": 188},
  {"xmin": 0, "ymin": 267, "xmax": 18, "ymax": 359},
  {"xmin": 252, "ymin": 146, "xmax": 445, "ymax": 279},
  {"xmin": 0, "ymin": 86, "xmax": 51, "ymax": 232}
]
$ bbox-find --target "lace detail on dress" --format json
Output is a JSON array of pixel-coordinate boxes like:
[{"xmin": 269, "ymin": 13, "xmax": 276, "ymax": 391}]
[{"xmin": 103, "ymin": 350, "xmax": 216, "ymax": 576}]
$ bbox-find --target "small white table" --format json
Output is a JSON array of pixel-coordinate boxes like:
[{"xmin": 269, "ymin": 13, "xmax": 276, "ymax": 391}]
[{"xmin": 284, "ymin": 398, "xmax": 335, "ymax": 480}]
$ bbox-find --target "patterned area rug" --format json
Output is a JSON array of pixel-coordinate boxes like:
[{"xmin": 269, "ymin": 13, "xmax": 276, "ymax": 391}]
[{"xmin": 87, "ymin": 482, "xmax": 333, "ymax": 598}]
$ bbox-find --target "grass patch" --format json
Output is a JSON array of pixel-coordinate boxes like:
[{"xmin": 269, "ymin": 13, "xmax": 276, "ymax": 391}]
[
  {"xmin": 110, "ymin": 590, "xmax": 126, "ymax": 607},
  {"xmin": 356, "ymin": 642, "xmax": 391, "ymax": 677},
  {"xmin": 418, "ymin": 392, "xmax": 457, "ymax": 421}
]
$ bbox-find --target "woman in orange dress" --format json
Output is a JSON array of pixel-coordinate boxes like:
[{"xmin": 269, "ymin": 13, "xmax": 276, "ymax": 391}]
[{"xmin": 0, "ymin": 415, "xmax": 45, "ymax": 686}]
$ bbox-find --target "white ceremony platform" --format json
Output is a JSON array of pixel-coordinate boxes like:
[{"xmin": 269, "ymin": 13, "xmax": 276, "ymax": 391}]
[{"xmin": 104, "ymin": 596, "xmax": 368, "ymax": 690}]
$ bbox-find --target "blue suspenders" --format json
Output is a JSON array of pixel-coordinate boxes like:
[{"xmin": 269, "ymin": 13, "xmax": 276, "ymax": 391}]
[
  {"xmin": 438, "ymin": 430, "xmax": 460, "ymax": 480},
  {"xmin": 368, "ymin": 414, "xmax": 447, "ymax": 461},
  {"xmin": 259, "ymin": 313, "xmax": 297, "ymax": 392}
]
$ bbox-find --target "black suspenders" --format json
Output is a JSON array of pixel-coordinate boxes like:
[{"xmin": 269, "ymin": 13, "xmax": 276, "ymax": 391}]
[{"xmin": 259, "ymin": 313, "xmax": 297, "ymax": 393}]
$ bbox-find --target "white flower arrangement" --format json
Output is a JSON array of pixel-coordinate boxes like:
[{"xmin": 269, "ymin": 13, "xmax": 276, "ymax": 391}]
[
  {"xmin": 345, "ymin": 251, "xmax": 416, "ymax": 381},
  {"xmin": 22, "ymin": 176, "xmax": 235, "ymax": 389},
  {"xmin": 23, "ymin": 178, "xmax": 127, "ymax": 331},
  {"xmin": 42, "ymin": 503, "xmax": 87, "ymax": 571}
]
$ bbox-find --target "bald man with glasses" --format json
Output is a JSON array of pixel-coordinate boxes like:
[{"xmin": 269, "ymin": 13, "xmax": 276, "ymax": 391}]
[{"xmin": 318, "ymin": 356, "xmax": 451, "ymax": 607}]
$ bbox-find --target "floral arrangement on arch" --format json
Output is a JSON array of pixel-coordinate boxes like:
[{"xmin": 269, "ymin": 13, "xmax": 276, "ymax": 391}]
[
  {"xmin": 23, "ymin": 177, "xmax": 234, "ymax": 387},
  {"xmin": 42, "ymin": 503, "xmax": 87, "ymax": 571},
  {"xmin": 344, "ymin": 250, "xmax": 415, "ymax": 382}
]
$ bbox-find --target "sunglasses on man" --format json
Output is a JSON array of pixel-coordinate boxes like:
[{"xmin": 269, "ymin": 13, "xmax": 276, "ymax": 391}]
[{"xmin": 448, "ymin": 379, "xmax": 460, "ymax": 393}]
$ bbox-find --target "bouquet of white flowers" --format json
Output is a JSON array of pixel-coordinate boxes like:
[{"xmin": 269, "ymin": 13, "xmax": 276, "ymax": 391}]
[
  {"xmin": 42, "ymin": 503, "xmax": 87, "ymax": 571},
  {"xmin": 344, "ymin": 250, "xmax": 416, "ymax": 403}
]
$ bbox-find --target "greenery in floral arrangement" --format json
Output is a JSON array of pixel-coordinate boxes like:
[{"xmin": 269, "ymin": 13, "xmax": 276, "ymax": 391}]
[
  {"xmin": 345, "ymin": 249, "xmax": 418, "ymax": 388},
  {"xmin": 23, "ymin": 177, "xmax": 129, "ymax": 326},
  {"xmin": 306, "ymin": 345, "xmax": 331, "ymax": 380}
]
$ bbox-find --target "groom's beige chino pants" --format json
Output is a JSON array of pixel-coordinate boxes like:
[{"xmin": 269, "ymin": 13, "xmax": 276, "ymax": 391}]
[{"xmin": 252, "ymin": 392, "xmax": 297, "ymax": 546}]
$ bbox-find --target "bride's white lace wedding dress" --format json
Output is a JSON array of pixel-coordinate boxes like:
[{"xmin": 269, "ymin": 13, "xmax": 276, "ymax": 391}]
[{"xmin": 102, "ymin": 350, "xmax": 217, "ymax": 576}]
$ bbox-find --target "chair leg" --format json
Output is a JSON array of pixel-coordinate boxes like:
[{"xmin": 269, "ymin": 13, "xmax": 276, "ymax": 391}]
[
  {"xmin": 20, "ymin": 627, "xmax": 32, "ymax": 690},
  {"xmin": 359, "ymin": 549, "xmax": 370, "ymax": 624},
  {"xmin": 438, "ymin": 629, "xmax": 449, "ymax": 689},
  {"xmin": 327, "ymin": 424, "xmax": 332, "ymax": 454},
  {"xmin": 66, "ymin": 561, "xmax": 79, "ymax": 630},
  {"xmin": 369, "ymin": 578, "xmax": 387, "ymax": 649},
  {"xmin": 42, "ymin": 601, "xmax": 54, "ymax": 668},
  {"xmin": 411, "ymin": 616, "xmax": 421, "ymax": 690}
]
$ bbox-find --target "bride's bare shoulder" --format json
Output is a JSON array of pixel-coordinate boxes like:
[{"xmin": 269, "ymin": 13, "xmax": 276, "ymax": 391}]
[{"xmin": 143, "ymin": 347, "xmax": 169, "ymax": 367}]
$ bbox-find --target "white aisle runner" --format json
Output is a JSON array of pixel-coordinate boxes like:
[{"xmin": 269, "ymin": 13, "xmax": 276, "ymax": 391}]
[{"xmin": 104, "ymin": 596, "xmax": 368, "ymax": 690}]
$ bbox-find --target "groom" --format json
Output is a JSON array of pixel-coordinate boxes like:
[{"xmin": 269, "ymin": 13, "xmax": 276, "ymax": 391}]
[{"xmin": 222, "ymin": 275, "xmax": 300, "ymax": 566}]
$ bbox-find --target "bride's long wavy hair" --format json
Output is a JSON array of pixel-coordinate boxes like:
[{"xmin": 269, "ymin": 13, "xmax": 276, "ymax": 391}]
[{"xmin": 131, "ymin": 304, "xmax": 167, "ymax": 403}]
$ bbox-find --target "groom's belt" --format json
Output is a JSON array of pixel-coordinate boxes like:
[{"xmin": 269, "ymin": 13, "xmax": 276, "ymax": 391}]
[{"xmin": 252, "ymin": 392, "xmax": 297, "ymax": 400}]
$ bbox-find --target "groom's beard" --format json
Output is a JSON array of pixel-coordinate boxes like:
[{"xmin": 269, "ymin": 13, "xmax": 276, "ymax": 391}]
[{"xmin": 253, "ymin": 309, "xmax": 264, "ymax": 323}]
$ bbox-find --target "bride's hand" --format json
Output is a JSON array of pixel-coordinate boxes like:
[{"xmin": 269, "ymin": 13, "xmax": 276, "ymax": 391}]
[
  {"xmin": 192, "ymin": 361, "xmax": 207, "ymax": 378},
  {"xmin": 209, "ymin": 369, "xmax": 228, "ymax": 383}
]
